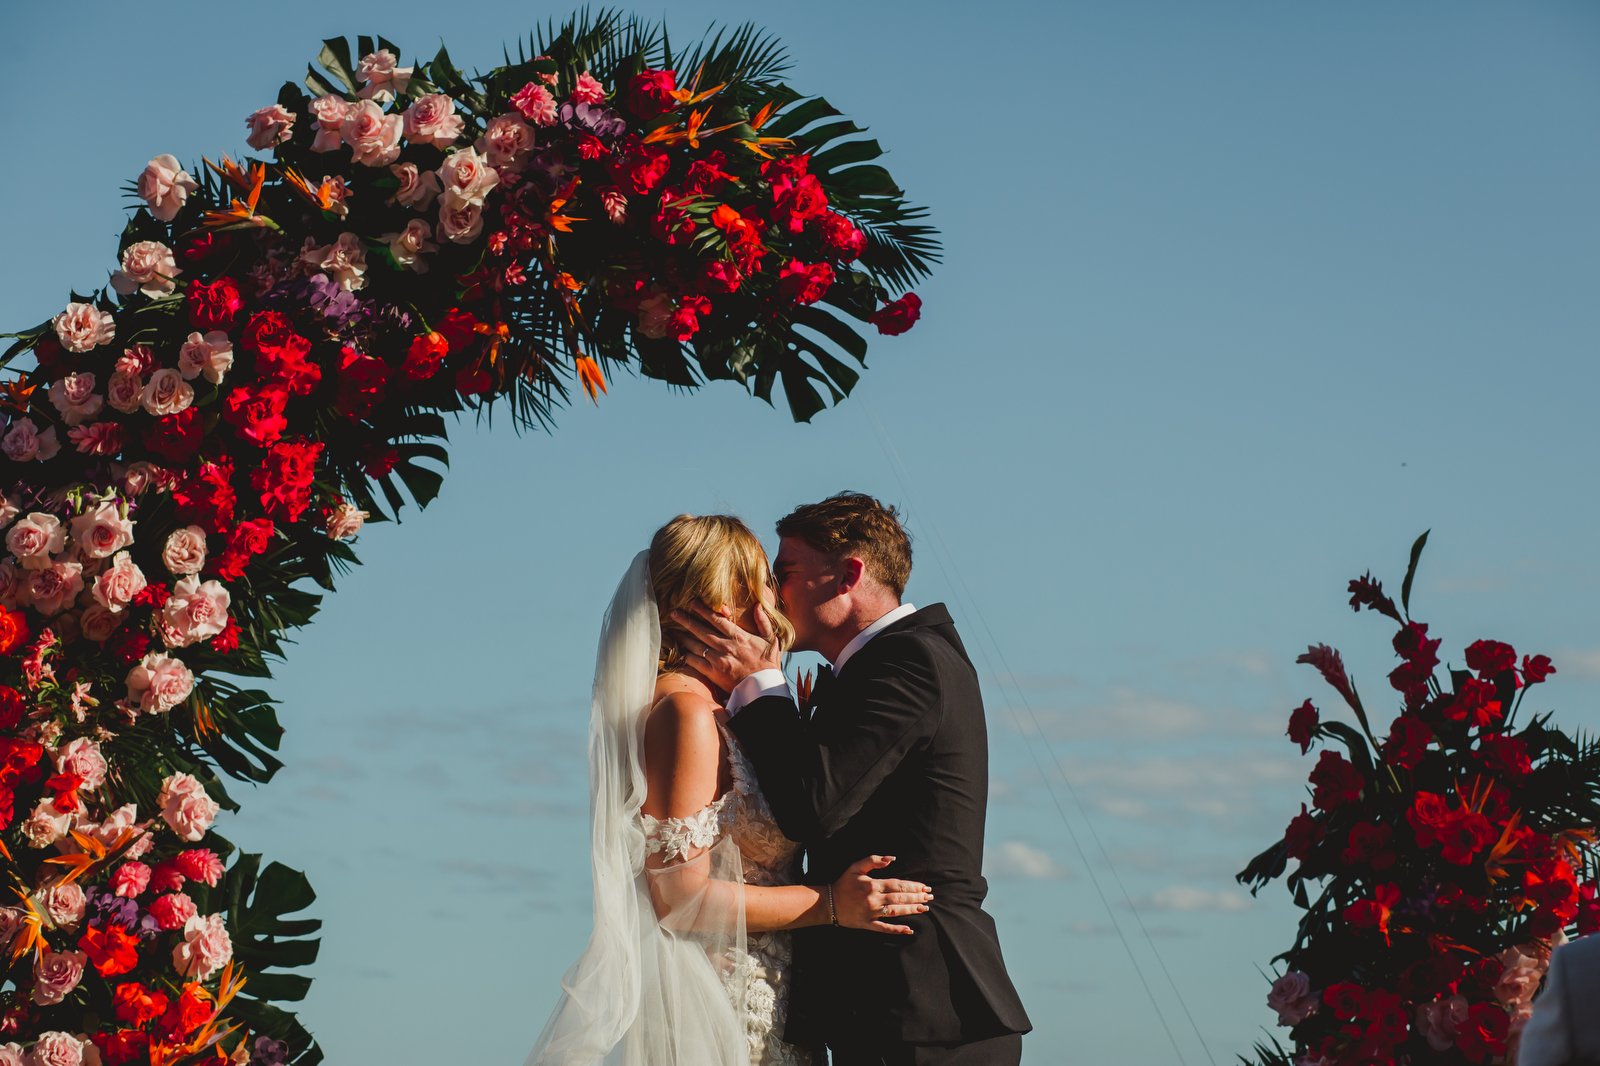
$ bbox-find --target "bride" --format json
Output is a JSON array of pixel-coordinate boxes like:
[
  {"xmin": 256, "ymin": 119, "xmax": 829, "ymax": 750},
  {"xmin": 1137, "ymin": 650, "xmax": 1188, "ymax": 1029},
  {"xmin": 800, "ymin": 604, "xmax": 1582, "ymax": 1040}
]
[{"xmin": 527, "ymin": 515, "xmax": 935, "ymax": 1066}]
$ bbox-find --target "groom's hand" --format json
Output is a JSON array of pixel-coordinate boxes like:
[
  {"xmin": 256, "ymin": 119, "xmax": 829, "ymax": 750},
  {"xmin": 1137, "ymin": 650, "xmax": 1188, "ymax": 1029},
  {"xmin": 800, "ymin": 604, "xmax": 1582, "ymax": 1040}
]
[{"xmin": 671, "ymin": 602, "xmax": 782, "ymax": 693}]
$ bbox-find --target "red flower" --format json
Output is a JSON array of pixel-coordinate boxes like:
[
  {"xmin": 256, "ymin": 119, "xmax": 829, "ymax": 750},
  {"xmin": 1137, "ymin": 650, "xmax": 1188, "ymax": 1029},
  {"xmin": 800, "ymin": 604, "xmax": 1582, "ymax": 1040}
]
[
  {"xmin": 1287, "ymin": 699, "xmax": 1318, "ymax": 754},
  {"xmin": 773, "ymin": 172, "xmax": 829, "ymax": 234},
  {"xmin": 1321, "ymin": 981, "xmax": 1366, "ymax": 1021},
  {"xmin": 79, "ymin": 922, "xmax": 141, "ymax": 976},
  {"xmin": 455, "ymin": 361, "xmax": 495, "ymax": 398},
  {"xmin": 159, "ymin": 983, "xmax": 214, "ymax": 1040},
  {"xmin": 45, "ymin": 772, "xmax": 84, "ymax": 813},
  {"xmin": 209, "ymin": 517, "xmax": 275, "ymax": 581},
  {"xmin": 1347, "ymin": 571, "xmax": 1401, "ymax": 621},
  {"xmin": 1443, "ymin": 677, "xmax": 1503, "ymax": 729},
  {"xmin": 625, "ymin": 69, "xmax": 678, "ymax": 118},
  {"xmin": 1456, "ymin": 1001, "xmax": 1509, "ymax": 1064},
  {"xmin": 684, "ymin": 151, "xmax": 734, "ymax": 193},
  {"xmin": 210, "ymin": 617, "xmax": 241, "ymax": 654},
  {"xmin": 819, "ymin": 211, "xmax": 867, "ymax": 261},
  {"xmin": 402, "ymin": 332, "xmax": 449, "ymax": 381},
  {"xmin": 1392, "ymin": 621, "xmax": 1441, "ymax": 667},
  {"xmin": 1438, "ymin": 809, "xmax": 1498, "ymax": 865},
  {"xmin": 179, "ymin": 231, "xmax": 232, "ymax": 266},
  {"xmin": 1524, "ymin": 857, "xmax": 1580, "ymax": 922},
  {"xmin": 362, "ymin": 443, "xmax": 401, "ymax": 478},
  {"xmin": 700, "ymin": 260, "xmax": 745, "ymax": 294},
  {"xmin": 250, "ymin": 439, "xmax": 323, "ymax": 524},
  {"xmin": 255, "ymin": 332, "xmax": 321, "ymax": 396},
  {"xmin": 112, "ymin": 981, "xmax": 169, "ymax": 1027},
  {"xmin": 869, "ymin": 292, "xmax": 922, "ymax": 336},
  {"xmin": 335, "ymin": 346, "xmax": 389, "ymax": 420},
  {"xmin": 777, "ymin": 259, "xmax": 834, "ymax": 305},
  {"xmin": 651, "ymin": 190, "xmax": 696, "ymax": 245},
  {"xmin": 435, "ymin": 308, "xmax": 482, "ymax": 352},
  {"xmin": 1381, "ymin": 714, "xmax": 1432, "ymax": 770},
  {"xmin": 186, "ymin": 277, "xmax": 243, "ymax": 331},
  {"xmin": 1341, "ymin": 822, "xmax": 1396, "ymax": 871},
  {"xmin": 91, "ymin": 1030, "xmax": 151, "ymax": 1066},
  {"xmin": 0, "ymin": 686, "xmax": 22, "ymax": 730},
  {"xmin": 131, "ymin": 582, "xmax": 170, "ymax": 610},
  {"xmin": 1521, "ymin": 654, "xmax": 1556, "ymax": 685},
  {"xmin": 223, "ymin": 381, "xmax": 291, "ymax": 447},
  {"xmin": 141, "ymin": 406, "xmax": 204, "ymax": 464},
  {"xmin": 172, "ymin": 459, "xmax": 237, "ymax": 535},
  {"xmin": 615, "ymin": 142, "xmax": 671, "ymax": 195},
  {"xmin": 104, "ymin": 629, "xmax": 151, "ymax": 667},
  {"xmin": 1407, "ymin": 791, "xmax": 1452, "ymax": 847},
  {"xmin": 175, "ymin": 848, "xmax": 224, "ymax": 886},
  {"xmin": 1479, "ymin": 733, "xmax": 1532, "ymax": 779},
  {"xmin": 1355, "ymin": 988, "xmax": 1408, "ymax": 1050},
  {"xmin": 1344, "ymin": 883, "xmax": 1402, "ymax": 943},
  {"xmin": 1309, "ymin": 750, "xmax": 1363, "ymax": 811},
  {"xmin": 1578, "ymin": 883, "xmax": 1600, "ymax": 935},
  {"xmin": 669, "ymin": 295, "xmax": 713, "ymax": 341},
  {"xmin": 1465, "ymin": 639, "xmax": 1517, "ymax": 677},
  {"xmin": 1284, "ymin": 804, "xmax": 1321, "ymax": 860},
  {"xmin": 0, "ymin": 607, "xmax": 28, "ymax": 656}
]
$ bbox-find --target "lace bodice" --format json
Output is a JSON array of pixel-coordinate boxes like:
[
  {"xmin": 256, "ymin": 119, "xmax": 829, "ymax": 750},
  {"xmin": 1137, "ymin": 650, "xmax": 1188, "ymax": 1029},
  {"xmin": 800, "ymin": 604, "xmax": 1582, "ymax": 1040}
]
[{"xmin": 639, "ymin": 714, "xmax": 818, "ymax": 1066}]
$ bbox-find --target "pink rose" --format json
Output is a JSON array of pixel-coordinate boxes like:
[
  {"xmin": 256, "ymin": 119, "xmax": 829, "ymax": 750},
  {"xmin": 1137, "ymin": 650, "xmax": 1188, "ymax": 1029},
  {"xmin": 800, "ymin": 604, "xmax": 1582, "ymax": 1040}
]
[
  {"xmin": 308, "ymin": 94, "xmax": 352, "ymax": 153},
  {"xmin": 7, "ymin": 512, "xmax": 65, "ymax": 570},
  {"xmin": 20, "ymin": 798, "xmax": 74, "ymax": 848},
  {"xmin": 245, "ymin": 103, "xmax": 296, "ymax": 149},
  {"xmin": 92, "ymin": 550, "xmax": 146, "ymax": 613},
  {"xmin": 136, "ymin": 154, "xmax": 198, "ymax": 221},
  {"xmin": 162, "ymin": 526, "xmax": 208, "ymax": 576},
  {"xmin": 0, "ymin": 907, "xmax": 26, "ymax": 948},
  {"xmin": 437, "ymin": 146, "xmax": 499, "ymax": 207},
  {"xmin": 172, "ymin": 912, "xmax": 232, "ymax": 980},
  {"xmin": 120, "ymin": 461, "xmax": 173, "ymax": 498},
  {"xmin": 510, "ymin": 82, "xmax": 558, "ymax": 125},
  {"xmin": 52, "ymin": 301, "xmax": 116, "ymax": 354},
  {"xmin": 390, "ymin": 162, "xmax": 442, "ymax": 210},
  {"xmin": 1416, "ymin": 995, "xmax": 1468, "ymax": 1053},
  {"xmin": 105, "ymin": 371, "xmax": 144, "ymax": 415},
  {"xmin": 25, "ymin": 562, "xmax": 83, "ymax": 617},
  {"xmin": 325, "ymin": 502, "xmax": 368, "ymax": 541},
  {"xmin": 149, "ymin": 891, "xmax": 196, "ymax": 931},
  {"xmin": 342, "ymin": 99, "xmax": 404, "ymax": 166},
  {"xmin": 157, "ymin": 575, "xmax": 231, "ymax": 648},
  {"xmin": 77, "ymin": 603, "xmax": 122, "ymax": 642},
  {"xmin": 69, "ymin": 502, "xmax": 134, "ymax": 560},
  {"xmin": 140, "ymin": 368, "xmax": 194, "ymax": 417},
  {"xmin": 403, "ymin": 93, "xmax": 465, "ymax": 148},
  {"xmin": 1495, "ymin": 946, "xmax": 1548, "ymax": 1008},
  {"xmin": 157, "ymin": 772, "xmax": 218, "ymax": 840},
  {"xmin": 126, "ymin": 652, "xmax": 195, "ymax": 716},
  {"xmin": 27, "ymin": 1031, "xmax": 88, "ymax": 1066},
  {"xmin": 382, "ymin": 219, "xmax": 437, "ymax": 273},
  {"xmin": 0, "ymin": 560, "xmax": 20, "ymax": 608},
  {"xmin": 54, "ymin": 737, "xmax": 106, "ymax": 790},
  {"xmin": 77, "ymin": 804, "xmax": 140, "ymax": 852},
  {"xmin": 2, "ymin": 419, "xmax": 59, "ymax": 463},
  {"xmin": 109, "ymin": 241, "xmax": 179, "ymax": 299},
  {"xmin": 636, "ymin": 292, "xmax": 675, "ymax": 339},
  {"xmin": 0, "ymin": 494, "xmax": 17, "ymax": 528},
  {"xmin": 31, "ymin": 950, "xmax": 86, "ymax": 1006},
  {"xmin": 47, "ymin": 373, "xmax": 102, "ymax": 427},
  {"xmin": 357, "ymin": 49, "xmax": 413, "ymax": 102},
  {"xmin": 110, "ymin": 861, "xmax": 151, "ymax": 899},
  {"xmin": 0, "ymin": 1043, "xmax": 25, "ymax": 1066},
  {"xmin": 299, "ymin": 233, "xmax": 368, "ymax": 292},
  {"xmin": 38, "ymin": 882, "xmax": 85, "ymax": 929},
  {"xmin": 572, "ymin": 72, "xmax": 606, "ymax": 106},
  {"xmin": 177, "ymin": 331, "xmax": 233, "ymax": 385},
  {"xmin": 1266, "ymin": 971, "xmax": 1318, "ymax": 1026},
  {"xmin": 479, "ymin": 113, "xmax": 535, "ymax": 170},
  {"xmin": 437, "ymin": 199, "xmax": 484, "ymax": 245}
]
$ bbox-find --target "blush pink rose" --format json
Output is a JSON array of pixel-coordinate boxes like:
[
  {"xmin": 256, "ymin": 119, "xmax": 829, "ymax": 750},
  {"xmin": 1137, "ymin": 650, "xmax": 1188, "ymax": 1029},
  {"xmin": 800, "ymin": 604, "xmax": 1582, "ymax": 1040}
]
[
  {"xmin": 54, "ymin": 737, "xmax": 107, "ymax": 790},
  {"xmin": 300, "ymin": 233, "xmax": 368, "ymax": 292},
  {"xmin": 162, "ymin": 526, "xmax": 208, "ymax": 576},
  {"xmin": 77, "ymin": 602, "xmax": 122, "ymax": 642},
  {"xmin": 140, "ymin": 368, "xmax": 194, "ymax": 417},
  {"xmin": 149, "ymin": 891, "xmax": 196, "ymax": 931},
  {"xmin": 69, "ymin": 502, "xmax": 134, "ymax": 560},
  {"xmin": 403, "ymin": 93, "xmax": 465, "ymax": 148},
  {"xmin": 245, "ymin": 103, "xmax": 296, "ymax": 149},
  {"xmin": 510, "ymin": 82, "xmax": 558, "ymax": 125},
  {"xmin": 20, "ymin": 798, "xmax": 74, "ymax": 848},
  {"xmin": 52, "ymin": 302, "xmax": 116, "ymax": 354},
  {"xmin": 38, "ymin": 882, "xmax": 85, "ymax": 929},
  {"xmin": 126, "ymin": 652, "xmax": 195, "ymax": 716},
  {"xmin": 172, "ymin": 912, "xmax": 232, "ymax": 980},
  {"xmin": 157, "ymin": 575, "xmax": 231, "ymax": 648},
  {"xmin": 7, "ymin": 512, "xmax": 65, "ymax": 570},
  {"xmin": 308, "ymin": 94, "xmax": 352, "ymax": 152},
  {"xmin": 25, "ymin": 562, "xmax": 83, "ymax": 617},
  {"xmin": 110, "ymin": 240, "xmax": 179, "ymax": 299},
  {"xmin": 572, "ymin": 72, "xmax": 606, "ymax": 106},
  {"xmin": 48, "ymin": 373, "xmax": 104, "ymax": 427},
  {"xmin": 382, "ymin": 219, "xmax": 437, "ymax": 272},
  {"xmin": 1495, "ymin": 946, "xmax": 1547, "ymax": 1008},
  {"xmin": 390, "ymin": 162, "xmax": 442, "ymax": 210},
  {"xmin": 157, "ymin": 772, "xmax": 218, "ymax": 841},
  {"xmin": 137, "ymin": 154, "xmax": 198, "ymax": 222},
  {"xmin": 1416, "ymin": 995, "xmax": 1469, "ymax": 1053},
  {"xmin": 437, "ymin": 146, "xmax": 499, "ymax": 207},
  {"xmin": 92, "ymin": 550, "xmax": 146, "ymax": 613},
  {"xmin": 177, "ymin": 331, "xmax": 233, "ymax": 385},
  {"xmin": 31, "ymin": 950, "xmax": 87, "ymax": 1006},
  {"xmin": 2, "ymin": 418, "xmax": 59, "ymax": 462},
  {"xmin": 0, "ymin": 1043, "xmax": 24, "ymax": 1066},
  {"xmin": 357, "ymin": 49, "xmax": 413, "ymax": 102},
  {"xmin": 28, "ymin": 1032, "xmax": 88, "ymax": 1066},
  {"xmin": 104, "ymin": 371, "xmax": 144, "ymax": 415},
  {"xmin": 1267, "ymin": 971, "xmax": 1318, "ymax": 1026},
  {"xmin": 480, "ymin": 114, "xmax": 535, "ymax": 170},
  {"xmin": 636, "ymin": 292, "xmax": 675, "ymax": 339},
  {"xmin": 342, "ymin": 99, "xmax": 404, "ymax": 166},
  {"xmin": 325, "ymin": 502, "xmax": 369, "ymax": 541},
  {"xmin": 0, "ymin": 907, "xmax": 25, "ymax": 948},
  {"xmin": 0, "ymin": 494, "xmax": 17, "ymax": 528},
  {"xmin": 437, "ymin": 199, "xmax": 484, "ymax": 244}
]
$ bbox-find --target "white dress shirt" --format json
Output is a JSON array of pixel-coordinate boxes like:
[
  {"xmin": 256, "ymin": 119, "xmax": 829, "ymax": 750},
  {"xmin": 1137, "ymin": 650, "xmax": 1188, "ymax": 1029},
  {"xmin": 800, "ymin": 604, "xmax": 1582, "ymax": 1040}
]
[{"xmin": 725, "ymin": 603, "xmax": 917, "ymax": 716}]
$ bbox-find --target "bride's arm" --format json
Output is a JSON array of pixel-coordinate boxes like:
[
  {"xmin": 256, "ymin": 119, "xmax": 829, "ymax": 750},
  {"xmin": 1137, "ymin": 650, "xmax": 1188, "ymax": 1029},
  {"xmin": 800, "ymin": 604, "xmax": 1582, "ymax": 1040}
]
[{"xmin": 642, "ymin": 692, "xmax": 931, "ymax": 935}]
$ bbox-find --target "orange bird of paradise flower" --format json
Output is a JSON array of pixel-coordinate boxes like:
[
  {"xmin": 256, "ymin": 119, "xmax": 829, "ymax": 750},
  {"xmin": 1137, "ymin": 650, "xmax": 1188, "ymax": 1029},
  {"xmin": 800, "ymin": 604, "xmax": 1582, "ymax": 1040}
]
[
  {"xmin": 575, "ymin": 356, "xmax": 608, "ymax": 403},
  {"xmin": 282, "ymin": 166, "xmax": 343, "ymax": 215},
  {"xmin": 0, "ymin": 377, "xmax": 38, "ymax": 415},
  {"xmin": 202, "ymin": 156, "xmax": 272, "ymax": 230}
]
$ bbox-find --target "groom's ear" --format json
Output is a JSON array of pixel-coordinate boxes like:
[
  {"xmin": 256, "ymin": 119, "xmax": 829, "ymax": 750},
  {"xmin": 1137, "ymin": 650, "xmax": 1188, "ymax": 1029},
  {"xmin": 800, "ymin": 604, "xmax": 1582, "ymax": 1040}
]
[{"xmin": 837, "ymin": 556, "xmax": 866, "ymax": 593}]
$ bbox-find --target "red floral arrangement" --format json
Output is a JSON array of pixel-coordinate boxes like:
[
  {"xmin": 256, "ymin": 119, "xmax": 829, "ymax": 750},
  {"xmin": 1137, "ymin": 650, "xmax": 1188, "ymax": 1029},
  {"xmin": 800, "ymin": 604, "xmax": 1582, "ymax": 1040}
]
[{"xmin": 1240, "ymin": 533, "xmax": 1596, "ymax": 1066}]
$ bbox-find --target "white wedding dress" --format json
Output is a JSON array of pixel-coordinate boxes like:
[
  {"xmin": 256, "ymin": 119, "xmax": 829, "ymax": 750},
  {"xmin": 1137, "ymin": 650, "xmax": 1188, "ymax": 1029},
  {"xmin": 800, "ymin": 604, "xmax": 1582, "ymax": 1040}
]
[{"xmin": 640, "ymin": 714, "xmax": 820, "ymax": 1066}]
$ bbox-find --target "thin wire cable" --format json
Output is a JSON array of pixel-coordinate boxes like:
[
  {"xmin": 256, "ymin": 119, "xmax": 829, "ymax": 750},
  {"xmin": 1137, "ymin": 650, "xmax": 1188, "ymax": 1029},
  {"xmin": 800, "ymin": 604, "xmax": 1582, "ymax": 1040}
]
[{"xmin": 857, "ymin": 396, "xmax": 1217, "ymax": 1066}]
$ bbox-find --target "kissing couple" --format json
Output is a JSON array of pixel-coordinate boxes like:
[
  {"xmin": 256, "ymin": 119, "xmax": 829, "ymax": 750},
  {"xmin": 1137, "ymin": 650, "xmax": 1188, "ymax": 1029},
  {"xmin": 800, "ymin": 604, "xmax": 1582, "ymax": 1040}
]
[{"xmin": 526, "ymin": 493, "xmax": 1031, "ymax": 1066}]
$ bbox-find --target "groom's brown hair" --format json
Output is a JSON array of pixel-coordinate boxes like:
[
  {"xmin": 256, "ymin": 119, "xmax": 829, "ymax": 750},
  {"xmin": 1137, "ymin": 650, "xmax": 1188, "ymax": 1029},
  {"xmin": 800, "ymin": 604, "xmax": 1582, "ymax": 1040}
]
[{"xmin": 777, "ymin": 492, "xmax": 913, "ymax": 598}]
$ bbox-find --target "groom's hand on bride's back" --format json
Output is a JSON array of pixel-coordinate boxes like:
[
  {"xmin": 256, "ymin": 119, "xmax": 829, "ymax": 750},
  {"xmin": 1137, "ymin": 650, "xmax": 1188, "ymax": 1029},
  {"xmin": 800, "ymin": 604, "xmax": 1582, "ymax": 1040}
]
[{"xmin": 671, "ymin": 601, "xmax": 782, "ymax": 693}]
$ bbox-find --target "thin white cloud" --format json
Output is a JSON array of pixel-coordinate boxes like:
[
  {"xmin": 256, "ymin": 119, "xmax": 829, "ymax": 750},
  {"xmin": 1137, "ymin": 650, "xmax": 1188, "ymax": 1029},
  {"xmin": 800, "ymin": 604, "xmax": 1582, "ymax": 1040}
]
[
  {"xmin": 1131, "ymin": 886, "xmax": 1253, "ymax": 913},
  {"xmin": 1557, "ymin": 649, "xmax": 1600, "ymax": 680},
  {"xmin": 986, "ymin": 840, "xmax": 1068, "ymax": 879}
]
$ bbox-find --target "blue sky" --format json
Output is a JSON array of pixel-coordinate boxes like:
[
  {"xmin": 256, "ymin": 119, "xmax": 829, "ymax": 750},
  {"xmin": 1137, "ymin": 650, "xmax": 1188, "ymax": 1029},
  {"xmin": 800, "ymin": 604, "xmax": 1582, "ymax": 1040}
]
[{"xmin": 3, "ymin": 1, "xmax": 1599, "ymax": 1062}]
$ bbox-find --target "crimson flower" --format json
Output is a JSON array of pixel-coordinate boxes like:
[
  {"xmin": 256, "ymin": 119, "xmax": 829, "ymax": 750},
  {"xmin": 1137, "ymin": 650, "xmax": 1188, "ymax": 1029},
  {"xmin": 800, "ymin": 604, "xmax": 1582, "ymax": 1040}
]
[
  {"xmin": 1309, "ymin": 750, "xmax": 1363, "ymax": 811},
  {"xmin": 1465, "ymin": 639, "xmax": 1517, "ymax": 677},
  {"xmin": 1438, "ymin": 809, "xmax": 1498, "ymax": 865},
  {"xmin": 1522, "ymin": 653, "xmax": 1556, "ymax": 685},
  {"xmin": 1347, "ymin": 571, "xmax": 1401, "ymax": 621},
  {"xmin": 1321, "ymin": 981, "xmax": 1366, "ymax": 1021},
  {"xmin": 1456, "ymin": 1002, "xmax": 1509, "ymax": 1064},
  {"xmin": 1381, "ymin": 714, "xmax": 1432, "ymax": 770},
  {"xmin": 79, "ymin": 922, "xmax": 141, "ymax": 977},
  {"xmin": 1287, "ymin": 699, "xmax": 1319, "ymax": 754},
  {"xmin": 1343, "ymin": 883, "xmax": 1402, "ymax": 944},
  {"xmin": 869, "ymin": 292, "xmax": 922, "ymax": 336},
  {"xmin": 1284, "ymin": 804, "xmax": 1321, "ymax": 860},
  {"xmin": 1443, "ymin": 678, "xmax": 1503, "ymax": 729},
  {"xmin": 1341, "ymin": 822, "xmax": 1396, "ymax": 870}
]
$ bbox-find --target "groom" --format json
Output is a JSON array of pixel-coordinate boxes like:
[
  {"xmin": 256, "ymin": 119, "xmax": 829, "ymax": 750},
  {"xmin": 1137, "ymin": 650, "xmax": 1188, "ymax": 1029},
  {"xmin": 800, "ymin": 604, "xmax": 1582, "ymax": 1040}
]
[{"xmin": 676, "ymin": 492, "xmax": 1031, "ymax": 1065}]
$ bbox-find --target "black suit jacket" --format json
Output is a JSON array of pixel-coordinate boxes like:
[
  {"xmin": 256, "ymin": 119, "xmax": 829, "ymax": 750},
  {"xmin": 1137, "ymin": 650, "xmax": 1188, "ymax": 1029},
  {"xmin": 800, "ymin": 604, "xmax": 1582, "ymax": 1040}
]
[{"xmin": 728, "ymin": 604, "xmax": 1031, "ymax": 1047}]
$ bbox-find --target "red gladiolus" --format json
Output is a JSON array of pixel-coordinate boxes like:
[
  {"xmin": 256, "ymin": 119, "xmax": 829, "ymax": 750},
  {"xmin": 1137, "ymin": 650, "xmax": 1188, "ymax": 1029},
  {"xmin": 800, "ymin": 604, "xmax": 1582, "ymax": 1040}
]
[
  {"xmin": 819, "ymin": 211, "xmax": 867, "ymax": 261},
  {"xmin": 1479, "ymin": 733, "xmax": 1532, "ymax": 779},
  {"xmin": 1456, "ymin": 1002, "xmax": 1509, "ymax": 1064},
  {"xmin": 1381, "ymin": 714, "xmax": 1432, "ymax": 770},
  {"xmin": 223, "ymin": 381, "xmax": 292, "ymax": 447},
  {"xmin": 142, "ymin": 406, "xmax": 205, "ymax": 463},
  {"xmin": 113, "ymin": 981, "xmax": 169, "ymax": 1027},
  {"xmin": 210, "ymin": 517, "xmax": 276, "ymax": 581},
  {"xmin": 1524, "ymin": 857, "xmax": 1580, "ymax": 922},
  {"xmin": 1284, "ymin": 804, "xmax": 1321, "ymax": 860},
  {"xmin": 869, "ymin": 292, "xmax": 922, "ymax": 336},
  {"xmin": 0, "ymin": 607, "xmax": 28, "ymax": 656},
  {"xmin": 211, "ymin": 617, "xmax": 241, "ymax": 654},
  {"xmin": 777, "ymin": 259, "xmax": 834, "ymax": 305},
  {"xmin": 1309, "ymin": 750, "xmax": 1363, "ymax": 811},
  {"xmin": 160, "ymin": 983, "xmax": 215, "ymax": 1039},
  {"xmin": 1347, "ymin": 571, "xmax": 1401, "ymax": 621},
  {"xmin": 669, "ymin": 295, "xmax": 712, "ymax": 341},
  {"xmin": 1522, "ymin": 654, "xmax": 1556, "ymax": 685},
  {"xmin": 1465, "ymin": 639, "xmax": 1517, "ymax": 677},
  {"xmin": 773, "ymin": 172, "xmax": 829, "ymax": 234},
  {"xmin": 684, "ymin": 152, "xmax": 734, "ymax": 193},
  {"xmin": 1443, "ymin": 678, "xmax": 1503, "ymax": 729},
  {"xmin": 403, "ymin": 332, "xmax": 449, "ymax": 381},
  {"xmin": 1341, "ymin": 822, "xmax": 1397, "ymax": 871},
  {"xmin": 335, "ymin": 346, "xmax": 389, "ymax": 420},
  {"xmin": 1438, "ymin": 809, "xmax": 1498, "ymax": 865},
  {"xmin": 1392, "ymin": 621, "xmax": 1441, "ymax": 667},
  {"xmin": 700, "ymin": 260, "xmax": 744, "ymax": 294},
  {"xmin": 362, "ymin": 443, "xmax": 401, "ymax": 478},
  {"xmin": 44, "ymin": 772, "xmax": 84, "ymax": 813},
  {"xmin": 104, "ymin": 630, "xmax": 151, "ymax": 668},
  {"xmin": 80, "ymin": 922, "xmax": 141, "ymax": 976},
  {"xmin": 436, "ymin": 308, "xmax": 482, "ymax": 352},
  {"xmin": 172, "ymin": 459, "xmax": 237, "ymax": 535},
  {"xmin": 1287, "ymin": 699, "xmax": 1318, "ymax": 754},
  {"xmin": 92, "ymin": 1030, "xmax": 151, "ymax": 1066},
  {"xmin": 251, "ymin": 439, "xmax": 323, "ymax": 525},
  {"xmin": 186, "ymin": 277, "xmax": 243, "ymax": 330}
]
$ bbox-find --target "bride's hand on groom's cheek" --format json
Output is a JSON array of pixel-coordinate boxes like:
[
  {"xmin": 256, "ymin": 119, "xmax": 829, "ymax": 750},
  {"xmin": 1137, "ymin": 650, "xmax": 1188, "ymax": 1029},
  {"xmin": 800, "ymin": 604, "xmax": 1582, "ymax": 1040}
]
[
  {"xmin": 833, "ymin": 856, "xmax": 935, "ymax": 936},
  {"xmin": 671, "ymin": 602, "xmax": 782, "ymax": 690}
]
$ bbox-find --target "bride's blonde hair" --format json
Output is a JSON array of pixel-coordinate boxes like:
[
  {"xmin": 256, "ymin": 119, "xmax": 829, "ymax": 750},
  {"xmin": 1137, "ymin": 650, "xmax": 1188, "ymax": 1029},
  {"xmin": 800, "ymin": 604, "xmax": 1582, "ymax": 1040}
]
[{"xmin": 649, "ymin": 514, "xmax": 793, "ymax": 675}]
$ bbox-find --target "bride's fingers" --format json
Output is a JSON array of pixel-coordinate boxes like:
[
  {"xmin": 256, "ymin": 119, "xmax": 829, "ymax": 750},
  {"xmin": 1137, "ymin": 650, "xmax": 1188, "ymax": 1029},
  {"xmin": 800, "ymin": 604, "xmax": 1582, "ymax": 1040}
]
[
  {"xmin": 869, "ymin": 920, "xmax": 916, "ymax": 936},
  {"xmin": 875, "ymin": 879, "xmax": 932, "ymax": 897},
  {"xmin": 882, "ymin": 892, "xmax": 933, "ymax": 907}
]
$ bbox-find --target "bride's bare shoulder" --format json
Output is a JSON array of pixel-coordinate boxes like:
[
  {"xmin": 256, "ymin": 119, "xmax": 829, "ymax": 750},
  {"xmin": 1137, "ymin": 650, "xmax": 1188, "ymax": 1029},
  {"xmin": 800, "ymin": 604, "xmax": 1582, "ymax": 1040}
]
[{"xmin": 650, "ymin": 672, "xmax": 720, "ymax": 718}]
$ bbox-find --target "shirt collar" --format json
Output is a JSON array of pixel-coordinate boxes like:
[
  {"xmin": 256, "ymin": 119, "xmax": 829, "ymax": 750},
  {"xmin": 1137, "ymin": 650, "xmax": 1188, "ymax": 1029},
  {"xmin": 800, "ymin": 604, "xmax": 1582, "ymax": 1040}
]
[{"xmin": 832, "ymin": 603, "xmax": 917, "ymax": 674}]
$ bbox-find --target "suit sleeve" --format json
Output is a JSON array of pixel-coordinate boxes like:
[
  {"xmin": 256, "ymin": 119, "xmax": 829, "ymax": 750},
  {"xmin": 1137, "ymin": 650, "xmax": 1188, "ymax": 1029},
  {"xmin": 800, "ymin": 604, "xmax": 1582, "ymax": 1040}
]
[
  {"xmin": 727, "ymin": 635, "xmax": 940, "ymax": 842},
  {"xmin": 1517, "ymin": 945, "xmax": 1574, "ymax": 1066}
]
